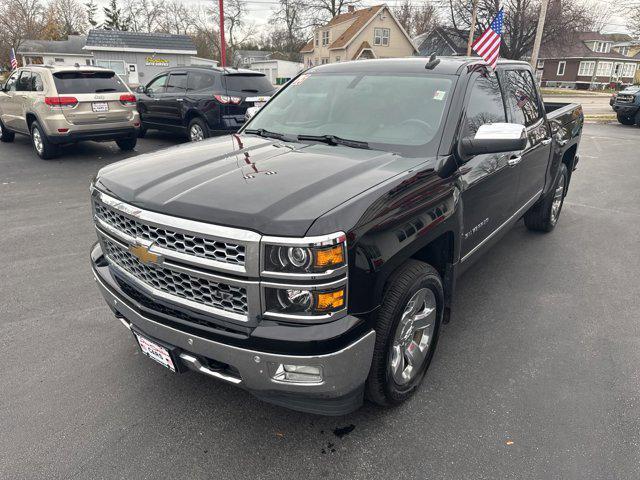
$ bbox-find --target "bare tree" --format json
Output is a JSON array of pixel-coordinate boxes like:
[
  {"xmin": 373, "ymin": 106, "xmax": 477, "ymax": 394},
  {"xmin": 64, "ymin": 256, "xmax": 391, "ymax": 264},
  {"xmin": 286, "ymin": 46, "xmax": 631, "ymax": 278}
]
[
  {"xmin": 0, "ymin": 0, "xmax": 46, "ymax": 66},
  {"xmin": 394, "ymin": 0, "xmax": 438, "ymax": 37},
  {"xmin": 627, "ymin": 6, "xmax": 640, "ymax": 35},
  {"xmin": 310, "ymin": 0, "xmax": 360, "ymax": 20},
  {"xmin": 269, "ymin": 0, "xmax": 308, "ymax": 54},
  {"xmin": 125, "ymin": 0, "xmax": 166, "ymax": 33},
  {"xmin": 47, "ymin": 0, "xmax": 87, "ymax": 36}
]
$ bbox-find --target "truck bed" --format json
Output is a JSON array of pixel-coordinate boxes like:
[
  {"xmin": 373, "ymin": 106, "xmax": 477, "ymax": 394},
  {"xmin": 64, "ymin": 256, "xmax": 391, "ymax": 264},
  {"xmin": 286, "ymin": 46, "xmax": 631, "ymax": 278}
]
[{"xmin": 544, "ymin": 102, "xmax": 582, "ymax": 126}]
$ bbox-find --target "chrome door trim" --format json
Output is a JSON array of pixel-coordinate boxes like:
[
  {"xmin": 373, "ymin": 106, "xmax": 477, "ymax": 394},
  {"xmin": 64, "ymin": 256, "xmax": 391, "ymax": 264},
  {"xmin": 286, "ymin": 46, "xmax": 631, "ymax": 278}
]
[{"xmin": 461, "ymin": 190, "xmax": 543, "ymax": 264}]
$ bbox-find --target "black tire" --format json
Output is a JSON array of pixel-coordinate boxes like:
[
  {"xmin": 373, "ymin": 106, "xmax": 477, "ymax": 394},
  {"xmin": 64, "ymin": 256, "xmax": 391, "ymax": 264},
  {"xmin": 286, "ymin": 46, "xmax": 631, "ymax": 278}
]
[
  {"xmin": 30, "ymin": 121, "xmax": 58, "ymax": 160},
  {"xmin": 0, "ymin": 120, "xmax": 15, "ymax": 142},
  {"xmin": 616, "ymin": 113, "xmax": 635, "ymax": 126},
  {"xmin": 116, "ymin": 137, "xmax": 137, "ymax": 151},
  {"xmin": 137, "ymin": 125, "xmax": 147, "ymax": 138},
  {"xmin": 366, "ymin": 260, "xmax": 444, "ymax": 407},
  {"xmin": 524, "ymin": 163, "xmax": 568, "ymax": 232},
  {"xmin": 187, "ymin": 117, "xmax": 209, "ymax": 142}
]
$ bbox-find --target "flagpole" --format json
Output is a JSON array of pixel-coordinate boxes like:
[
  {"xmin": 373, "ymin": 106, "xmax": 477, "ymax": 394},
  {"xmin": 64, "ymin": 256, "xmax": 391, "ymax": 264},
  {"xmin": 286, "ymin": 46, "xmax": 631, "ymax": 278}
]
[
  {"xmin": 530, "ymin": 0, "xmax": 550, "ymax": 69},
  {"xmin": 466, "ymin": 0, "xmax": 479, "ymax": 56}
]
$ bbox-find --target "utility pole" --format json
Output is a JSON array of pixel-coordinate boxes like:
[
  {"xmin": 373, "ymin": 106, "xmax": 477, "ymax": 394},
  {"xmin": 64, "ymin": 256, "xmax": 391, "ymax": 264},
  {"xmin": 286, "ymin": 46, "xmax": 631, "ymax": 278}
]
[
  {"xmin": 219, "ymin": 0, "xmax": 227, "ymax": 67},
  {"xmin": 529, "ymin": 0, "xmax": 550, "ymax": 69},
  {"xmin": 466, "ymin": 0, "xmax": 479, "ymax": 56}
]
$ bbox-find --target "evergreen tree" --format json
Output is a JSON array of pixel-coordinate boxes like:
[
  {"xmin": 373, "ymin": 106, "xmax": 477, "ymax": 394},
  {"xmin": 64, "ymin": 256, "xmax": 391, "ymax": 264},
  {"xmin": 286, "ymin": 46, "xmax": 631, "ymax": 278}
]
[
  {"xmin": 85, "ymin": 0, "xmax": 98, "ymax": 28},
  {"xmin": 102, "ymin": 0, "xmax": 129, "ymax": 30}
]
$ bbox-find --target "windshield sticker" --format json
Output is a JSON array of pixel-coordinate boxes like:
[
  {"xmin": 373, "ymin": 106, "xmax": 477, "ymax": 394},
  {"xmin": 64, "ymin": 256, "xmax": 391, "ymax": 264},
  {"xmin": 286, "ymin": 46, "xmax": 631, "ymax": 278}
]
[
  {"xmin": 291, "ymin": 74, "xmax": 310, "ymax": 86},
  {"xmin": 433, "ymin": 90, "xmax": 446, "ymax": 101}
]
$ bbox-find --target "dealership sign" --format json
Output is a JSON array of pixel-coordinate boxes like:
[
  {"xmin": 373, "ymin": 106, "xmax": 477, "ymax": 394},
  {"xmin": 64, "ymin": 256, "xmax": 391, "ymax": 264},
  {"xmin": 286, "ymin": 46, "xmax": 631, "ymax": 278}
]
[{"xmin": 145, "ymin": 57, "xmax": 169, "ymax": 67}]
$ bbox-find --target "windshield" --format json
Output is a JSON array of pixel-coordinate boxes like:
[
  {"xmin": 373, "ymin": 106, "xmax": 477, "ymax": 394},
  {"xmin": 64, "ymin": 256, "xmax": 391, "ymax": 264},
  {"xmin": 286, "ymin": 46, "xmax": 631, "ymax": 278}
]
[
  {"xmin": 245, "ymin": 72, "xmax": 454, "ymax": 155},
  {"xmin": 53, "ymin": 71, "xmax": 128, "ymax": 94}
]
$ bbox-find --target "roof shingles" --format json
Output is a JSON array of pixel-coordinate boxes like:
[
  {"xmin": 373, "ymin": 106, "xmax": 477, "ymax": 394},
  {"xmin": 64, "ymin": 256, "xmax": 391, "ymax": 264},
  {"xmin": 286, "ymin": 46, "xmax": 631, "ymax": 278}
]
[{"xmin": 85, "ymin": 29, "xmax": 196, "ymax": 53}]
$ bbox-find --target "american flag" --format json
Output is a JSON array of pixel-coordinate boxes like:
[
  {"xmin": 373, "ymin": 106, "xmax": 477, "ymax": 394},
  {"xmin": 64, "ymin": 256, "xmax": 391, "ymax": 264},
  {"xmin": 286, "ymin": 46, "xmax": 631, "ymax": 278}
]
[
  {"xmin": 10, "ymin": 48, "xmax": 18, "ymax": 70},
  {"xmin": 472, "ymin": 8, "xmax": 504, "ymax": 69}
]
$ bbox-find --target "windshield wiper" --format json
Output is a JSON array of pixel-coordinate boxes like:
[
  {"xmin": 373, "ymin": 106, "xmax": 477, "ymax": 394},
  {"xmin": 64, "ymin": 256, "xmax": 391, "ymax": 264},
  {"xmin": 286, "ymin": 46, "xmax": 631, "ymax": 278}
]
[
  {"xmin": 244, "ymin": 128, "xmax": 287, "ymax": 140},
  {"xmin": 296, "ymin": 134, "xmax": 370, "ymax": 150}
]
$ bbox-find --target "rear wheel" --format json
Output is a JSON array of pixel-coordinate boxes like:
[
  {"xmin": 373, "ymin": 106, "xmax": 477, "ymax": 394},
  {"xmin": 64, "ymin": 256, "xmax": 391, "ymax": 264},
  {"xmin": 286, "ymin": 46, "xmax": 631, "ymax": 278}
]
[
  {"xmin": 366, "ymin": 260, "xmax": 443, "ymax": 406},
  {"xmin": 188, "ymin": 117, "xmax": 209, "ymax": 142},
  {"xmin": 0, "ymin": 120, "xmax": 15, "ymax": 142},
  {"xmin": 616, "ymin": 113, "xmax": 635, "ymax": 125},
  {"xmin": 30, "ymin": 121, "xmax": 57, "ymax": 159},
  {"xmin": 116, "ymin": 137, "xmax": 137, "ymax": 151},
  {"xmin": 524, "ymin": 163, "xmax": 568, "ymax": 232}
]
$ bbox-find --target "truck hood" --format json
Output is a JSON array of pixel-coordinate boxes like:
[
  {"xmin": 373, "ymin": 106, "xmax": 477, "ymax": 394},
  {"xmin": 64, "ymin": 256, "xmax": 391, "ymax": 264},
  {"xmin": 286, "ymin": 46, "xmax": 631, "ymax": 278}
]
[
  {"xmin": 620, "ymin": 86, "xmax": 640, "ymax": 94},
  {"xmin": 96, "ymin": 134, "xmax": 428, "ymax": 236}
]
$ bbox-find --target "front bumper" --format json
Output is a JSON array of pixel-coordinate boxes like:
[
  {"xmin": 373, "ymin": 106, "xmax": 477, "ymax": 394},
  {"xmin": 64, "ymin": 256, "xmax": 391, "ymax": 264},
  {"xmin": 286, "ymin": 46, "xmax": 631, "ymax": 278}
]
[
  {"xmin": 91, "ymin": 246, "xmax": 375, "ymax": 415},
  {"xmin": 612, "ymin": 104, "xmax": 639, "ymax": 117}
]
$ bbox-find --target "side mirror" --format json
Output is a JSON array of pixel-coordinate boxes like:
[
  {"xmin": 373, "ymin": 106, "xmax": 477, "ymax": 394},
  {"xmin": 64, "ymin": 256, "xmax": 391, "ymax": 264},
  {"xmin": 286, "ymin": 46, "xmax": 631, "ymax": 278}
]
[
  {"xmin": 460, "ymin": 123, "xmax": 527, "ymax": 157},
  {"xmin": 244, "ymin": 106, "xmax": 260, "ymax": 122},
  {"xmin": 135, "ymin": 85, "xmax": 146, "ymax": 94}
]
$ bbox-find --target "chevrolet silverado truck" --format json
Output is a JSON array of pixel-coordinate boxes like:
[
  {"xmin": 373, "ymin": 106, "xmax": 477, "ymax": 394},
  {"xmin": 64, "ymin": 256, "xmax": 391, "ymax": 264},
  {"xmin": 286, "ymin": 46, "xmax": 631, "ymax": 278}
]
[
  {"xmin": 612, "ymin": 85, "xmax": 640, "ymax": 126},
  {"xmin": 90, "ymin": 58, "xmax": 583, "ymax": 415}
]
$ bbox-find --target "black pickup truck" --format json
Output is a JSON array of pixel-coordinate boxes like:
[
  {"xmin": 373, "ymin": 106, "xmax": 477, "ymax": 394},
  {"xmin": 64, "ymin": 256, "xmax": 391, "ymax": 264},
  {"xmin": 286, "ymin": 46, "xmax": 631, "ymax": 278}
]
[{"xmin": 90, "ymin": 57, "xmax": 583, "ymax": 415}]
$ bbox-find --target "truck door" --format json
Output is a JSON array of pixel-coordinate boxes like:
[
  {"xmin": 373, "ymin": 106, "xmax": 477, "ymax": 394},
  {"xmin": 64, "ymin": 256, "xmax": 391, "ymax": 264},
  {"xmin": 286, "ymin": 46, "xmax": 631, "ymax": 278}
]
[
  {"xmin": 156, "ymin": 72, "xmax": 188, "ymax": 127},
  {"xmin": 138, "ymin": 73, "xmax": 168, "ymax": 126},
  {"xmin": 0, "ymin": 70, "xmax": 23, "ymax": 131},
  {"xmin": 458, "ymin": 71, "xmax": 520, "ymax": 260},
  {"xmin": 502, "ymin": 69, "xmax": 552, "ymax": 208}
]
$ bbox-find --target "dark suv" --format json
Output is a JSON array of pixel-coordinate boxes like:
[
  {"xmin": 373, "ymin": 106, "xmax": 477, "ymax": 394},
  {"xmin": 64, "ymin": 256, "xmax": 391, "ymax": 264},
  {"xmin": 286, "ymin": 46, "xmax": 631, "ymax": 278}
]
[{"xmin": 136, "ymin": 67, "xmax": 275, "ymax": 141}]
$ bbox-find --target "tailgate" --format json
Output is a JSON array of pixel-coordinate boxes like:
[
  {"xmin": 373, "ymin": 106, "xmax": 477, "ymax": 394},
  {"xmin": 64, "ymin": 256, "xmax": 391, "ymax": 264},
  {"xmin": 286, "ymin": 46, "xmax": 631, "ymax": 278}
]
[{"xmin": 52, "ymin": 71, "xmax": 135, "ymax": 126}]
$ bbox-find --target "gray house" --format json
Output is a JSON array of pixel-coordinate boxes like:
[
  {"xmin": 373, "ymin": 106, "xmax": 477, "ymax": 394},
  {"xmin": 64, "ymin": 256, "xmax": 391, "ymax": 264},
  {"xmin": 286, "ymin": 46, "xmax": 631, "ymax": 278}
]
[
  {"xmin": 84, "ymin": 30, "xmax": 215, "ymax": 86},
  {"xmin": 17, "ymin": 35, "xmax": 93, "ymax": 66}
]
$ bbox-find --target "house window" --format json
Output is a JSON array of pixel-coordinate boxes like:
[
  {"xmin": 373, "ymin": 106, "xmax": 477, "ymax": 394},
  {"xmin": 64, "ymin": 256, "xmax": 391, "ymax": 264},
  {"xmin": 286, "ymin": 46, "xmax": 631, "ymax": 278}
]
[
  {"xmin": 315, "ymin": 32, "xmax": 319, "ymax": 47},
  {"xmin": 577, "ymin": 61, "xmax": 595, "ymax": 76},
  {"xmin": 374, "ymin": 28, "xmax": 390, "ymax": 46},
  {"xmin": 556, "ymin": 61, "xmax": 566, "ymax": 76},
  {"xmin": 243, "ymin": 58, "xmax": 249, "ymax": 64},
  {"xmin": 594, "ymin": 41, "xmax": 611, "ymax": 53},
  {"xmin": 322, "ymin": 31, "xmax": 329, "ymax": 46},
  {"xmin": 537, "ymin": 60, "xmax": 544, "ymax": 69},
  {"xmin": 320, "ymin": 57, "xmax": 329, "ymax": 64},
  {"xmin": 619, "ymin": 46, "xmax": 630, "ymax": 56},
  {"xmin": 54, "ymin": 58, "xmax": 64, "ymax": 63},
  {"xmin": 335, "ymin": 56, "xmax": 340, "ymax": 62},
  {"xmin": 623, "ymin": 63, "xmax": 637, "ymax": 78},
  {"xmin": 596, "ymin": 61, "xmax": 612, "ymax": 77},
  {"xmin": 97, "ymin": 60, "xmax": 126, "ymax": 75}
]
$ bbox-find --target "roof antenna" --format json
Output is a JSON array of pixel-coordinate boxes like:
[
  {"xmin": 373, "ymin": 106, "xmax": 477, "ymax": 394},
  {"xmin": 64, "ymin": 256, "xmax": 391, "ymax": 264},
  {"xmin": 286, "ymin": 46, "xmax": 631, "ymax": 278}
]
[{"xmin": 425, "ymin": 52, "xmax": 440, "ymax": 70}]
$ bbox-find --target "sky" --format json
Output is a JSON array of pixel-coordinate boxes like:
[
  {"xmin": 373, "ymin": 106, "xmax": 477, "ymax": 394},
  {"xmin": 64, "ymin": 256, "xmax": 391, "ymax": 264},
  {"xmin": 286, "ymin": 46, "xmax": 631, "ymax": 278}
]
[{"xmin": 91, "ymin": 0, "xmax": 633, "ymax": 37}]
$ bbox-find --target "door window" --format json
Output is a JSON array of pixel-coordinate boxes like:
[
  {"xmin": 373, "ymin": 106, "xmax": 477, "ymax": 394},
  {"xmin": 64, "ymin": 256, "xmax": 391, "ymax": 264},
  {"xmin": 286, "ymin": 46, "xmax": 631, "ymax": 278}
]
[
  {"xmin": 462, "ymin": 73, "xmax": 507, "ymax": 138},
  {"xmin": 165, "ymin": 73, "xmax": 187, "ymax": 93},
  {"xmin": 16, "ymin": 71, "xmax": 32, "ymax": 92},
  {"xmin": 146, "ymin": 75, "xmax": 168, "ymax": 94},
  {"xmin": 504, "ymin": 70, "xmax": 542, "ymax": 127},
  {"xmin": 188, "ymin": 71, "xmax": 217, "ymax": 91},
  {"xmin": 4, "ymin": 71, "xmax": 20, "ymax": 92},
  {"xmin": 31, "ymin": 72, "xmax": 44, "ymax": 92}
]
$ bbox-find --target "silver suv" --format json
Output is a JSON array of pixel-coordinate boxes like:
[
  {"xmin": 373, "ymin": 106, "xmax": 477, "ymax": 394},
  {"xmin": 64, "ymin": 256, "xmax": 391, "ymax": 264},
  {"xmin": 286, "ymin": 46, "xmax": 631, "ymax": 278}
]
[{"xmin": 0, "ymin": 65, "xmax": 140, "ymax": 159}]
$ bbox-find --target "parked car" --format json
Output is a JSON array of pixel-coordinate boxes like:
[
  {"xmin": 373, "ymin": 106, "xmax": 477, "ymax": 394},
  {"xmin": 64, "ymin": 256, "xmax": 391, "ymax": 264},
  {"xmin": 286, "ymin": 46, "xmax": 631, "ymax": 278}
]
[
  {"xmin": 90, "ymin": 57, "xmax": 583, "ymax": 415},
  {"xmin": 136, "ymin": 67, "xmax": 275, "ymax": 142},
  {"xmin": 0, "ymin": 66, "xmax": 139, "ymax": 159},
  {"xmin": 611, "ymin": 85, "xmax": 640, "ymax": 126}
]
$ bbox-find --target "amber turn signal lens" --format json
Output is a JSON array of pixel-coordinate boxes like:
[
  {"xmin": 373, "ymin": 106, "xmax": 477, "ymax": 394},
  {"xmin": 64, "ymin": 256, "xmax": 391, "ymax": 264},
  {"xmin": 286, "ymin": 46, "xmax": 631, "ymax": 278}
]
[
  {"xmin": 315, "ymin": 289, "xmax": 345, "ymax": 311},
  {"xmin": 314, "ymin": 245, "xmax": 345, "ymax": 268}
]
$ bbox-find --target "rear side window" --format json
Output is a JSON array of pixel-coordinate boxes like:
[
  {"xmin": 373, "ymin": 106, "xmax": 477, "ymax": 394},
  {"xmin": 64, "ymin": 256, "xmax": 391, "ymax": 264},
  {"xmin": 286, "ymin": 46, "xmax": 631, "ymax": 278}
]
[
  {"xmin": 166, "ymin": 73, "xmax": 187, "ymax": 93},
  {"xmin": 32, "ymin": 72, "xmax": 44, "ymax": 92},
  {"xmin": 463, "ymin": 73, "xmax": 506, "ymax": 137},
  {"xmin": 504, "ymin": 70, "xmax": 542, "ymax": 127},
  {"xmin": 224, "ymin": 74, "xmax": 273, "ymax": 94},
  {"xmin": 188, "ymin": 71, "xmax": 218, "ymax": 91},
  {"xmin": 52, "ymin": 71, "xmax": 128, "ymax": 94},
  {"xmin": 16, "ymin": 71, "xmax": 32, "ymax": 92}
]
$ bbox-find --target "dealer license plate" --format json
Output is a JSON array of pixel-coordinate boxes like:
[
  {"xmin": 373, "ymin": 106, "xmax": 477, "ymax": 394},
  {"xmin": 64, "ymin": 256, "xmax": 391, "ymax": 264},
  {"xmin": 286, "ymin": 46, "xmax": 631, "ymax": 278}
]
[
  {"xmin": 92, "ymin": 102, "xmax": 109, "ymax": 113},
  {"xmin": 134, "ymin": 332, "xmax": 176, "ymax": 372},
  {"xmin": 253, "ymin": 101, "xmax": 266, "ymax": 107}
]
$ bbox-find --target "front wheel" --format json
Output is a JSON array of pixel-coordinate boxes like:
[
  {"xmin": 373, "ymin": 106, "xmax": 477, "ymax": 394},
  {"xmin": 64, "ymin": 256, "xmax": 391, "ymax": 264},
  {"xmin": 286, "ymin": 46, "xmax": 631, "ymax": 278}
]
[
  {"xmin": 116, "ymin": 137, "xmax": 137, "ymax": 151},
  {"xmin": 188, "ymin": 117, "xmax": 209, "ymax": 142},
  {"xmin": 524, "ymin": 163, "xmax": 568, "ymax": 232},
  {"xmin": 366, "ymin": 260, "xmax": 443, "ymax": 406},
  {"xmin": 616, "ymin": 113, "xmax": 635, "ymax": 125}
]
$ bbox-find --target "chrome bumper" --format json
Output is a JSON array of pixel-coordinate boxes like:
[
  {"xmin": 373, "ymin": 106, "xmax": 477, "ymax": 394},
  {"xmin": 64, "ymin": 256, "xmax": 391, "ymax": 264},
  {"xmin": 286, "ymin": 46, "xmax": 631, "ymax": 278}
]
[{"xmin": 93, "ymin": 265, "xmax": 375, "ymax": 410}]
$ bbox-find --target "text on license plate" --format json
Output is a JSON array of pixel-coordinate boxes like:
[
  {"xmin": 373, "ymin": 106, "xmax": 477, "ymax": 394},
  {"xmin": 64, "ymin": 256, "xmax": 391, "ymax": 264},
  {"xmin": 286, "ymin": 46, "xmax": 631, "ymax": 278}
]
[
  {"xmin": 134, "ymin": 333, "xmax": 176, "ymax": 372},
  {"xmin": 253, "ymin": 101, "xmax": 266, "ymax": 107},
  {"xmin": 92, "ymin": 102, "xmax": 109, "ymax": 113}
]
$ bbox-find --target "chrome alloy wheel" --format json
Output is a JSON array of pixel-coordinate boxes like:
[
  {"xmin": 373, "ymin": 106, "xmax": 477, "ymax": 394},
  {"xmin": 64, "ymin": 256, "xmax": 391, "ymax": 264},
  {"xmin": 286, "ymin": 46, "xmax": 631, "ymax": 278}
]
[
  {"xmin": 32, "ymin": 128, "xmax": 44, "ymax": 154},
  {"xmin": 389, "ymin": 288, "xmax": 437, "ymax": 385},
  {"xmin": 189, "ymin": 124, "xmax": 205, "ymax": 142},
  {"xmin": 550, "ymin": 174, "xmax": 565, "ymax": 225}
]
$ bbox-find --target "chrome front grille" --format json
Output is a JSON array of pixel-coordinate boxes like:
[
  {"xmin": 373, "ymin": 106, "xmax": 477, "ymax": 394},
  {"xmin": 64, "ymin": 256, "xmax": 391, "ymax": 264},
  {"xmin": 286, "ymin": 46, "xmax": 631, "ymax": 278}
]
[
  {"xmin": 102, "ymin": 237, "xmax": 248, "ymax": 315},
  {"xmin": 94, "ymin": 202, "xmax": 246, "ymax": 266},
  {"xmin": 617, "ymin": 94, "xmax": 635, "ymax": 103}
]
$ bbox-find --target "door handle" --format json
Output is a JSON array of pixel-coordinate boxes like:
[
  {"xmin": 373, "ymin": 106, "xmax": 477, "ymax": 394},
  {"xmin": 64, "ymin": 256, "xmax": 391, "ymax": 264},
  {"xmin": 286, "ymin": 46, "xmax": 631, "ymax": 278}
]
[
  {"xmin": 507, "ymin": 155, "xmax": 522, "ymax": 167},
  {"xmin": 541, "ymin": 138, "xmax": 552, "ymax": 146},
  {"xmin": 176, "ymin": 98, "xmax": 184, "ymax": 102}
]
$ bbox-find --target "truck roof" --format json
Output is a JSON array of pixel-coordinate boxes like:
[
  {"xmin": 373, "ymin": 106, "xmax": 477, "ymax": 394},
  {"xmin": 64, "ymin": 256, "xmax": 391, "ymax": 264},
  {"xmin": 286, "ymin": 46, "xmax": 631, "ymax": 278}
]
[{"xmin": 309, "ymin": 56, "xmax": 531, "ymax": 75}]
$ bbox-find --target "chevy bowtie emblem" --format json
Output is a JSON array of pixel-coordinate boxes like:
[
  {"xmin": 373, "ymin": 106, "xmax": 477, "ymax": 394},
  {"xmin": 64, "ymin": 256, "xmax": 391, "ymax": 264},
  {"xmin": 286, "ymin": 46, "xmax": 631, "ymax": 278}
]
[{"xmin": 129, "ymin": 244, "xmax": 161, "ymax": 265}]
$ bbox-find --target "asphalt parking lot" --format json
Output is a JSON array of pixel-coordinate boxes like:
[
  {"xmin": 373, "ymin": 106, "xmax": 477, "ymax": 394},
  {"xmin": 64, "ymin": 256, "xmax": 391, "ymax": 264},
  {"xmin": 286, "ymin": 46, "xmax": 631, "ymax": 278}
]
[{"xmin": 1, "ymin": 123, "xmax": 639, "ymax": 479}]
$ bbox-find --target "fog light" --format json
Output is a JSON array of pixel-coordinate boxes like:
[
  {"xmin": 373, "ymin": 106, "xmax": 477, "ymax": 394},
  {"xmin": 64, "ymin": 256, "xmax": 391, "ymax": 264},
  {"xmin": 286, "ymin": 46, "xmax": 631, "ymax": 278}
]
[{"xmin": 270, "ymin": 363, "xmax": 323, "ymax": 383}]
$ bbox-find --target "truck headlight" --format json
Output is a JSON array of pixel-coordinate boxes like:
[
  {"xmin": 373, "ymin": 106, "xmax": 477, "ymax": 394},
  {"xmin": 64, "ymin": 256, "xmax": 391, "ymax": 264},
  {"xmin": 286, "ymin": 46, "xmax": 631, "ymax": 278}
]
[
  {"xmin": 264, "ymin": 285, "xmax": 346, "ymax": 317},
  {"xmin": 263, "ymin": 233, "xmax": 346, "ymax": 275}
]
